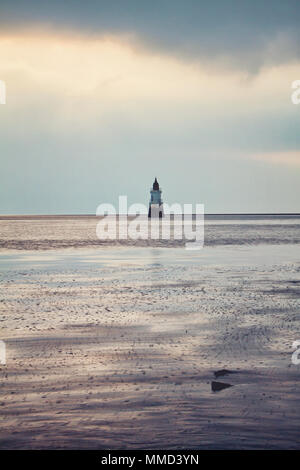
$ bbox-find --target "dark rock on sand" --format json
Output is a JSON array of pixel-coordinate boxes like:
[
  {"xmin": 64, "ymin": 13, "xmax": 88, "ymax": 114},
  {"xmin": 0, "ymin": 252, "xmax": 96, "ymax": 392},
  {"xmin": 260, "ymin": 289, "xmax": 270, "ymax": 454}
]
[{"xmin": 211, "ymin": 381, "xmax": 233, "ymax": 392}]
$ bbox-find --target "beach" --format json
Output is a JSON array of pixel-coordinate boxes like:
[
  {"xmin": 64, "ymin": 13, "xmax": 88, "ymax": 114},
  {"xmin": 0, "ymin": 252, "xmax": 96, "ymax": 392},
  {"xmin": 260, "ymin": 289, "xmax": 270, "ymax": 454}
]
[{"xmin": 0, "ymin": 215, "xmax": 300, "ymax": 449}]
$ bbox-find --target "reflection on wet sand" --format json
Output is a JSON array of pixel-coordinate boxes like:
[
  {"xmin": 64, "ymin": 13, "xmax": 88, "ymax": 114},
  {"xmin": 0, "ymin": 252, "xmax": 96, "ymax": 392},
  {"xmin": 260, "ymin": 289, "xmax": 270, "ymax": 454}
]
[{"xmin": 1, "ymin": 239, "xmax": 300, "ymax": 449}]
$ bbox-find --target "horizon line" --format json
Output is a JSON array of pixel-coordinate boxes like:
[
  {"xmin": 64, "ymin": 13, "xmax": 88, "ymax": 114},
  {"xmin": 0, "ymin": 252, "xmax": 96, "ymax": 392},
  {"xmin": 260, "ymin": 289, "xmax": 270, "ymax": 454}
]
[{"xmin": 1, "ymin": 212, "xmax": 300, "ymax": 218}]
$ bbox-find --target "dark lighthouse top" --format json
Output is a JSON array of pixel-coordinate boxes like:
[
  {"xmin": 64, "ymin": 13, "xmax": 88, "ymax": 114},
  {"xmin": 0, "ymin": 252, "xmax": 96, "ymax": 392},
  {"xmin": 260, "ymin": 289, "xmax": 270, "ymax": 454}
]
[{"xmin": 153, "ymin": 178, "xmax": 159, "ymax": 190}]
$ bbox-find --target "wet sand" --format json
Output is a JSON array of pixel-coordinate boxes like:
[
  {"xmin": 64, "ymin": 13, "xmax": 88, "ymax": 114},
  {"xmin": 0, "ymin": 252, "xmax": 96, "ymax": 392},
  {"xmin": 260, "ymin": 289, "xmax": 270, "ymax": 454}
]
[{"xmin": 0, "ymin": 217, "xmax": 300, "ymax": 449}]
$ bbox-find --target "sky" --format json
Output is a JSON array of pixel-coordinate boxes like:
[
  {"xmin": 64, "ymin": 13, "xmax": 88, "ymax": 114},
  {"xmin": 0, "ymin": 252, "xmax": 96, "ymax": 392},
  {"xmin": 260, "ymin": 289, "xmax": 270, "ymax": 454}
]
[{"xmin": 0, "ymin": 0, "xmax": 300, "ymax": 214}]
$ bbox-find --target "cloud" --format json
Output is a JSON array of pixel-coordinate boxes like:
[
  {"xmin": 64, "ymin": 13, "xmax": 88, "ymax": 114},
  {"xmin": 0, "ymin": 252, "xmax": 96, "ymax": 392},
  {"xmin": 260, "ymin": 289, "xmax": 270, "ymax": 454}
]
[
  {"xmin": 251, "ymin": 150, "xmax": 300, "ymax": 167},
  {"xmin": 0, "ymin": 0, "xmax": 299, "ymax": 73},
  {"xmin": 1, "ymin": 31, "xmax": 299, "ymax": 114},
  {"xmin": 1, "ymin": 30, "xmax": 300, "ymax": 155}
]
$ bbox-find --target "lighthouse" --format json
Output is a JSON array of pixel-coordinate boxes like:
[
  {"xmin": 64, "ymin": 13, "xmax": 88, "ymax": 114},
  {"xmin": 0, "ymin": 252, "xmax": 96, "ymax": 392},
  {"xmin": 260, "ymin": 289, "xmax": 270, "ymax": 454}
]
[{"xmin": 148, "ymin": 177, "xmax": 163, "ymax": 218}]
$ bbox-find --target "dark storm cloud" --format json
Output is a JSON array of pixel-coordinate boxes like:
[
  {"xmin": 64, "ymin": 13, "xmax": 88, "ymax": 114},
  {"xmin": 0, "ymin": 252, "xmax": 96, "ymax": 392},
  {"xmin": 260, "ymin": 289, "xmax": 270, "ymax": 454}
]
[{"xmin": 1, "ymin": 0, "xmax": 300, "ymax": 71}]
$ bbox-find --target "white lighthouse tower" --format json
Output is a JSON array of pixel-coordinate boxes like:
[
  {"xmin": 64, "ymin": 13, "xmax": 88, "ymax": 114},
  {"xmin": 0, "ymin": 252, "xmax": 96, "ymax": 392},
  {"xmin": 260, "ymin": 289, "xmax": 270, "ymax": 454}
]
[{"xmin": 148, "ymin": 177, "xmax": 163, "ymax": 218}]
